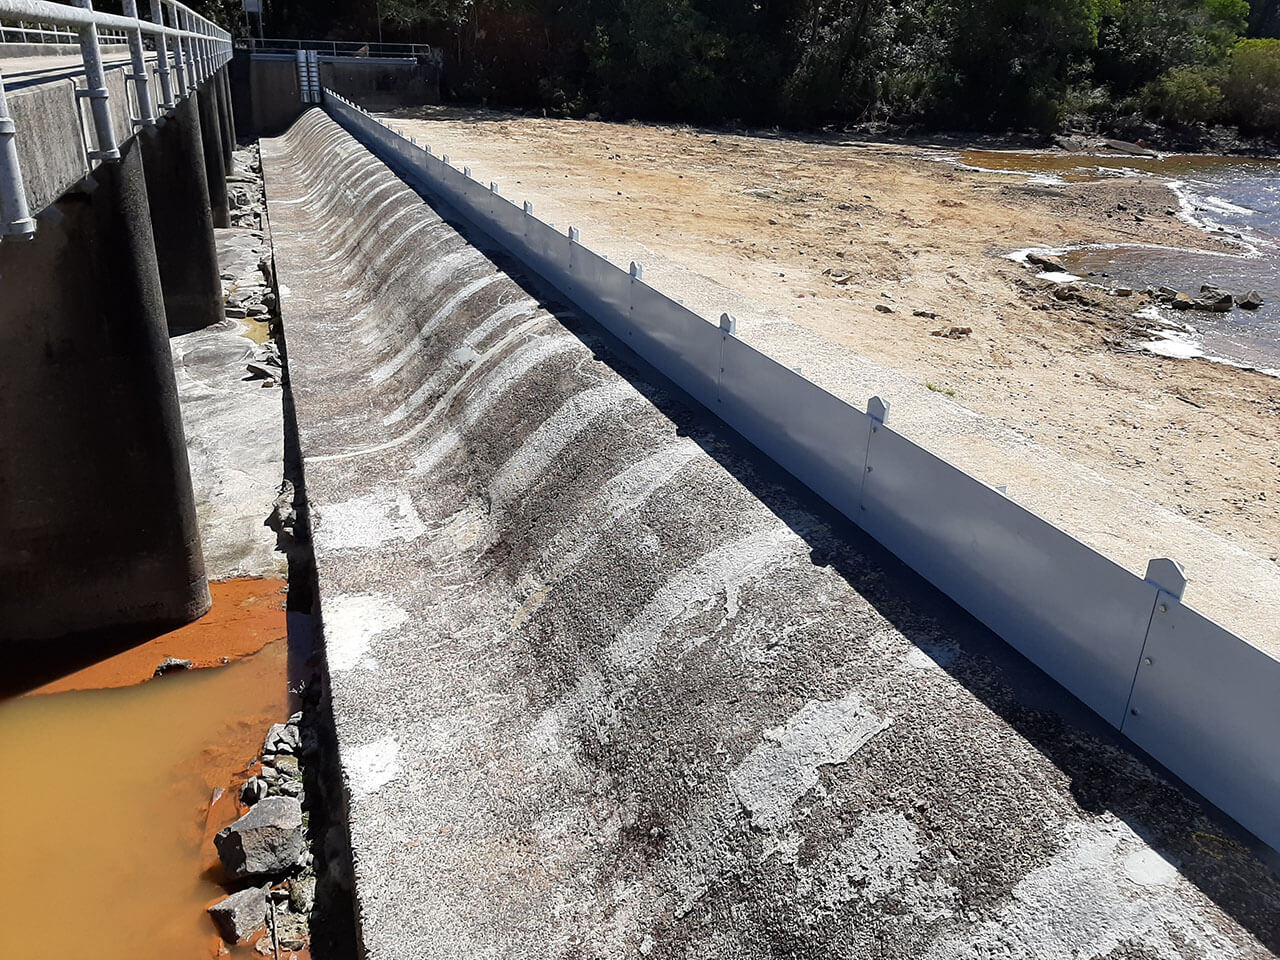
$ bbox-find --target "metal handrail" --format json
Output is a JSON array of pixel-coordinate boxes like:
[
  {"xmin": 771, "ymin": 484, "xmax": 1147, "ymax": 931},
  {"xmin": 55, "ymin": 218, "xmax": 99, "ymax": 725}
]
[
  {"xmin": 237, "ymin": 36, "xmax": 441, "ymax": 59},
  {"xmin": 0, "ymin": 0, "xmax": 234, "ymax": 239}
]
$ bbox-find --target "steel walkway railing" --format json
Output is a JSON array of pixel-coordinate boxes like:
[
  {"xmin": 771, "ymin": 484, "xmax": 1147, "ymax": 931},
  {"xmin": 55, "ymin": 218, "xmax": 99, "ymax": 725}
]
[{"xmin": 0, "ymin": 0, "xmax": 231, "ymax": 239}]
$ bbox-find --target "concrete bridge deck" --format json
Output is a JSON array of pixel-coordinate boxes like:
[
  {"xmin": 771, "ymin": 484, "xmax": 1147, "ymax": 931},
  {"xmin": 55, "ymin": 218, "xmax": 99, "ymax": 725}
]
[{"xmin": 263, "ymin": 109, "xmax": 1280, "ymax": 960}]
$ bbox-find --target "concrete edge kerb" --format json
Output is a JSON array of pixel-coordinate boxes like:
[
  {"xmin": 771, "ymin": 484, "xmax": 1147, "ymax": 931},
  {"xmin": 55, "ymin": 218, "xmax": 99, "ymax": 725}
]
[{"xmin": 311, "ymin": 95, "xmax": 1280, "ymax": 857}]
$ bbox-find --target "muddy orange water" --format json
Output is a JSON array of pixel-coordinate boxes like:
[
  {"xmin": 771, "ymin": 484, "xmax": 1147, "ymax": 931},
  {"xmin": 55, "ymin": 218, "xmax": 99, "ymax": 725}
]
[{"xmin": 0, "ymin": 578, "xmax": 294, "ymax": 960}]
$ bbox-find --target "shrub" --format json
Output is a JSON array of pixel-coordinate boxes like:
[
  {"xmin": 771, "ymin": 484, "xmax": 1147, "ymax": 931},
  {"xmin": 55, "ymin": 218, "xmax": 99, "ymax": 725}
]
[
  {"xmin": 1145, "ymin": 65, "xmax": 1224, "ymax": 124},
  {"xmin": 1222, "ymin": 38, "xmax": 1280, "ymax": 133}
]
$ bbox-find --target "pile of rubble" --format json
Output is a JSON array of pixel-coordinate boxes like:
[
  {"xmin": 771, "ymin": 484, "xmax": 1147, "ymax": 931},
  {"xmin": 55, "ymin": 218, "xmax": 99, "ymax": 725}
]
[{"xmin": 206, "ymin": 717, "xmax": 316, "ymax": 956}]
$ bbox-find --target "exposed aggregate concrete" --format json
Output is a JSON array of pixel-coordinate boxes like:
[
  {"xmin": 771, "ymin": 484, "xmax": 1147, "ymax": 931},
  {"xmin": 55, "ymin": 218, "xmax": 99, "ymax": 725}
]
[{"xmin": 262, "ymin": 110, "xmax": 1279, "ymax": 960}]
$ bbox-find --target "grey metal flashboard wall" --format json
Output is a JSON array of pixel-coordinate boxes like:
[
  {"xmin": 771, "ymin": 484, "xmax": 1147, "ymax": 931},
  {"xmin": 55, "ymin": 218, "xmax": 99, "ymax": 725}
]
[{"xmin": 320, "ymin": 91, "xmax": 1280, "ymax": 855}]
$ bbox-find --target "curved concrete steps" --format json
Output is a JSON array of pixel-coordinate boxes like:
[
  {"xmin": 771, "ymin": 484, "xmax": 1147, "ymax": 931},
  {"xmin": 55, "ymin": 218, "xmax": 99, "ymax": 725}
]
[{"xmin": 261, "ymin": 110, "xmax": 1280, "ymax": 960}]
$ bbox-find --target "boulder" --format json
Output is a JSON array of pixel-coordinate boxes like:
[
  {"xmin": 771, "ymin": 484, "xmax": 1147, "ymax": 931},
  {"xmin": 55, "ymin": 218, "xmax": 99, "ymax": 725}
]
[
  {"xmin": 215, "ymin": 796, "xmax": 306, "ymax": 880},
  {"xmin": 263, "ymin": 722, "xmax": 301, "ymax": 757},
  {"xmin": 1170, "ymin": 293, "xmax": 1193, "ymax": 310},
  {"xmin": 240, "ymin": 776, "xmax": 269, "ymax": 806},
  {"xmin": 1191, "ymin": 291, "xmax": 1234, "ymax": 312},
  {"xmin": 208, "ymin": 885, "xmax": 268, "ymax": 943},
  {"xmin": 1235, "ymin": 290, "xmax": 1264, "ymax": 310}
]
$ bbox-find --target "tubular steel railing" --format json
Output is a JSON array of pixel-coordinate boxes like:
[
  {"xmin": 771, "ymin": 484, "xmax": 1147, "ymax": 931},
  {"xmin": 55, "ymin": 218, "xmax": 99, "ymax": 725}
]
[
  {"xmin": 238, "ymin": 36, "xmax": 441, "ymax": 60},
  {"xmin": 0, "ymin": 0, "xmax": 231, "ymax": 239}
]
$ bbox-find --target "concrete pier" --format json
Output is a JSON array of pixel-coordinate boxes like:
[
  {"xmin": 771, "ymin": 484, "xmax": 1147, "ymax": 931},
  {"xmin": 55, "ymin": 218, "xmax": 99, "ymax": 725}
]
[
  {"xmin": 0, "ymin": 136, "xmax": 209, "ymax": 643},
  {"xmin": 215, "ymin": 69, "xmax": 235, "ymax": 165},
  {"xmin": 140, "ymin": 93, "xmax": 222, "ymax": 332},
  {"xmin": 197, "ymin": 84, "xmax": 229, "ymax": 228}
]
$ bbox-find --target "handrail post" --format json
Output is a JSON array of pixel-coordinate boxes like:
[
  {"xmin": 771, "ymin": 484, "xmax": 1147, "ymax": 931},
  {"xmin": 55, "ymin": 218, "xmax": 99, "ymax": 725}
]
[
  {"xmin": 121, "ymin": 0, "xmax": 155, "ymax": 126},
  {"xmin": 70, "ymin": 0, "xmax": 120, "ymax": 162},
  {"xmin": 166, "ymin": 1, "xmax": 188, "ymax": 95},
  {"xmin": 149, "ymin": 0, "xmax": 175, "ymax": 109},
  {"xmin": 0, "ymin": 65, "xmax": 35, "ymax": 239}
]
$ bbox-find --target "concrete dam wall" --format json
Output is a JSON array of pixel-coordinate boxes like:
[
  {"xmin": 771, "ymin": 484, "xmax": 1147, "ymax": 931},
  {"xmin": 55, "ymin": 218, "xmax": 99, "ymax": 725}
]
[{"xmin": 262, "ymin": 109, "xmax": 1280, "ymax": 958}]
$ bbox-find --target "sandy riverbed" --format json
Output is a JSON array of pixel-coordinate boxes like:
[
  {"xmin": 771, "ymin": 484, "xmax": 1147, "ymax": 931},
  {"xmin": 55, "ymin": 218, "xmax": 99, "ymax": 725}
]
[{"xmin": 383, "ymin": 106, "xmax": 1279, "ymax": 563}]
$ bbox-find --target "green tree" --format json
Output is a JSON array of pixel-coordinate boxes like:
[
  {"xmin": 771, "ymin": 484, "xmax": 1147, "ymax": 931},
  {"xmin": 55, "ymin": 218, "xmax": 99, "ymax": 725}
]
[{"xmin": 1222, "ymin": 37, "xmax": 1280, "ymax": 130}]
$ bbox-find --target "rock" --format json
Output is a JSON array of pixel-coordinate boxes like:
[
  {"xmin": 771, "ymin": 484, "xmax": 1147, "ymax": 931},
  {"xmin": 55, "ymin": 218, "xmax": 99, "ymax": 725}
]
[
  {"xmin": 913, "ymin": 309, "xmax": 938, "ymax": 319},
  {"xmin": 245, "ymin": 361, "xmax": 276, "ymax": 380},
  {"xmin": 1026, "ymin": 252, "xmax": 1067, "ymax": 272},
  {"xmin": 874, "ymin": 303, "xmax": 894, "ymax": 313},
  {"xmin": 240, "ymin": 776, "xmax": 269, "ymax": 806},
  {"xmin": 1103, "ymin": 138, "xmax": 1158, "ymax": 157},
  {"xmin": 215, "ymin": 796, "xmax": 306, "ymax": 880},
  {"xmin": 1191, "ymin": 291, "xmax": 1233, "ymax": 312},
  {"xmin": 288, "ymin": 876, "xmax": 316, "ymax": 915},
  {"xmin": 264, "ymin": 723, "xmax": 301, "ymax": 756},
  {"xmin": 225, "ymin": 305, "xmax": 248, "ymax": 319},
  {"xmin": 1170, "ymin": 293, "xmax": 1193, "ymax": 310},
  {"xmin": 208, "ymin": 885, "xmax": 268, "ymax": 943},
  {"xmin": 279, "ymin": 780, "xmax": 304, "ymax": 801},
  {"xmin": 930, "ymin": 325, "xmax": 973, "ymax": 339},
  {"xmin": 268, "ymin": 754, "xmax": 301, "ymax": 780},
  {"xmin": 1113, "ymin": 287, "xmax": 1133, "ymax": 297},
  {"xmin": 153, "ymin": 657, "xmax": 192, "ymax": 677},
  {"xmin": 1235, "ymin": 290, "xmax": 1264, "ymax": 310}
]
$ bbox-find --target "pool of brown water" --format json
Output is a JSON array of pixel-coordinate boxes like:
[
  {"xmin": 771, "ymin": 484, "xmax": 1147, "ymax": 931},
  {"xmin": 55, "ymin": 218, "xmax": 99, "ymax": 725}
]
[{"xmin": 0, "ymin": 578, "xmax": 299, "ymax": 960}]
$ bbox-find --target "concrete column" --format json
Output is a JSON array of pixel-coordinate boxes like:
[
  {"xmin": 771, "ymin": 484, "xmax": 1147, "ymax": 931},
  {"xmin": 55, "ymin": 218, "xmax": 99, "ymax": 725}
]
[
  {"xmin": 140, "ymin": 92, "xmax": 222, "ymax": 333},
  {"xmin": 0, "ymin": 136, "xmax": 210, "ymax": 645},
  {"xmin": 217, "ymin": 67, "xmax": 236, "ymax": 165},
  {"xmin": 196, "ymin": 84, "xmax": 229, "ymax": 228}
]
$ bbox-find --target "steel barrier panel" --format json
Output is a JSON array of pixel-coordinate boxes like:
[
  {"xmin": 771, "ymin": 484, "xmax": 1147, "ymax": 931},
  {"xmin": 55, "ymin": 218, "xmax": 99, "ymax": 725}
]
[
  {"xmin": 719, "ymin": 336, "xmax": 871, "ymax": 522},
  {"xmin": 487, "ymin": 193, "xmax": 527, "ymax": 253},
  {"xmin": 566, "ymin": 242, "xmax": 631, "ymax": 337},
  {"xmin": 1124, "ymin": 602, "xmax": 1280, "ymax": 852},
  {"xmin": 859, "ymin": 424, "xmax": 1158, "ymax": 726},
  {"xmin": 625, "ymin": 280, "xmax": 722, "ymax": 410},
  {"xmin": 512, "ymin": 214, "xmax": 571, "ymax": 290}
]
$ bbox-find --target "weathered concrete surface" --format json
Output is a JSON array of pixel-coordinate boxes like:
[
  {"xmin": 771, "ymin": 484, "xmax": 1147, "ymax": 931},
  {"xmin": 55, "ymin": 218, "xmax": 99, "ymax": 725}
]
[
  {"xmin": 262, "ymin": 111, "xmax": 1280, "ymax": 959},
  {"xmin": 170, "ymin": 204, "xmax": 285, "ymax": 580}
]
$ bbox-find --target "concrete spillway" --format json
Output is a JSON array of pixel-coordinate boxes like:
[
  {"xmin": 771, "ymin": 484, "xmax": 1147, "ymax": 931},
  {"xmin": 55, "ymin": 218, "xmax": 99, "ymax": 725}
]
[{"xmin": 262, "ymin": 110, "xmax": 1280, "ymax": 959}]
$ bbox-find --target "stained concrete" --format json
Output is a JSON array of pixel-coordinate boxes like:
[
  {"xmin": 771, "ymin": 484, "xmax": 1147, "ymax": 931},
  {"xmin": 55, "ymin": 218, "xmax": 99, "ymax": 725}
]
[
  {"xmin": 262, "ymin": 111, "xmax": 1280, "ymax": 959},
  {"xmin": 170, "ymin": 203, "xmax": 285, "ymax": 581}
]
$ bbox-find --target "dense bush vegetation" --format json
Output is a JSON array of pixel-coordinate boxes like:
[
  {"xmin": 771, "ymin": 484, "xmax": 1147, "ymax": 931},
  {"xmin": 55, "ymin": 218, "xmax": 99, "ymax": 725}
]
[{"xmin": 261, "ymin": 0, "xmax": 1280, "ymax": 135}]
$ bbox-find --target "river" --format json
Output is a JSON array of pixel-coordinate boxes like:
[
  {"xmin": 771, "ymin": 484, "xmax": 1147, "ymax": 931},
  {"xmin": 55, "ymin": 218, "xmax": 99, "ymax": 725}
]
[{"xmin": 962, "ymin": 150, "xmax": 1280, "ymax": 375}]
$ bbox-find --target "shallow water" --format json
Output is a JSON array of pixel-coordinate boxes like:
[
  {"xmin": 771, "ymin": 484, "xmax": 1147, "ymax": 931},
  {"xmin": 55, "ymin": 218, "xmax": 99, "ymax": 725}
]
[
  {"xmin": 963, "ymin": 150, "xmax": 1280, "ymax": 372},
  {"xmin": 0, "ymin": 580, "xmax": 292, "ymax": 960}
]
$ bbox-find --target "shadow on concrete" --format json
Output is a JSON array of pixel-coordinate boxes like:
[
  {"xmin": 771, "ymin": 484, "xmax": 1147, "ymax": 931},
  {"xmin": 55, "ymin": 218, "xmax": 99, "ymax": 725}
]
[{"xmin": 412, "ymin": 196, "xmax": 1280, "ymax": 950}]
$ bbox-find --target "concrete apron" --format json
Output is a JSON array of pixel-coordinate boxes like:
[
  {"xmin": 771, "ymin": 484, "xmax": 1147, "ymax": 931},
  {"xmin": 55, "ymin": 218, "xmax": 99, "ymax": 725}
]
[{"xmin": 262, "ymin": 110, "xmax": 1280, "ymax": 959}]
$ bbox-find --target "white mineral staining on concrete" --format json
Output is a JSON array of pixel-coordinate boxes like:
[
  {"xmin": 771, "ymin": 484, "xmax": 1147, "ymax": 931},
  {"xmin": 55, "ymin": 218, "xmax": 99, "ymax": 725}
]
[
  {"xmin": 728, "ymin": 693, "xmax": 891, "ymax": 831},
  {"xmin": 1123, "ymin": 847, "xmax": 1180, "ymax": 887},
  {"xmin": 316, "ymin": 488, "xmax": 426, "ymax": 550},
  {"xmin": 509, "ymin": 438, "xmax": 704, "ymax": 625},
  {"xmin": 345, "ymin": 735, "xmax": 401, "ymax": 800},
  {"xmin": 323, "ymin": 593, "xmax": 410, "ymax": 672},
  {"xmin": 370, "ymin": 273, "xmax": 505, "ymax": 385},
  {"xmin": 794, "ymin": 809, "xmax": 957, "ymax": 918},
  {"xmin": 407, "ymin": 333, "xmax": 580, "ymax": 473},
  {"xmin": 903, "ymin": 636, "xmax": 960, "ymax": 673},
  {"xmin": 489, "ymin": 380, "xmax": 638, "ymax": 511},
  {"xmin": 925, "ymin": 819, "xmax": 1250, "ymax": 959},
  {"xmin": 381, "ymin": 293, "xmax": 539, "ymax": 425}
]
